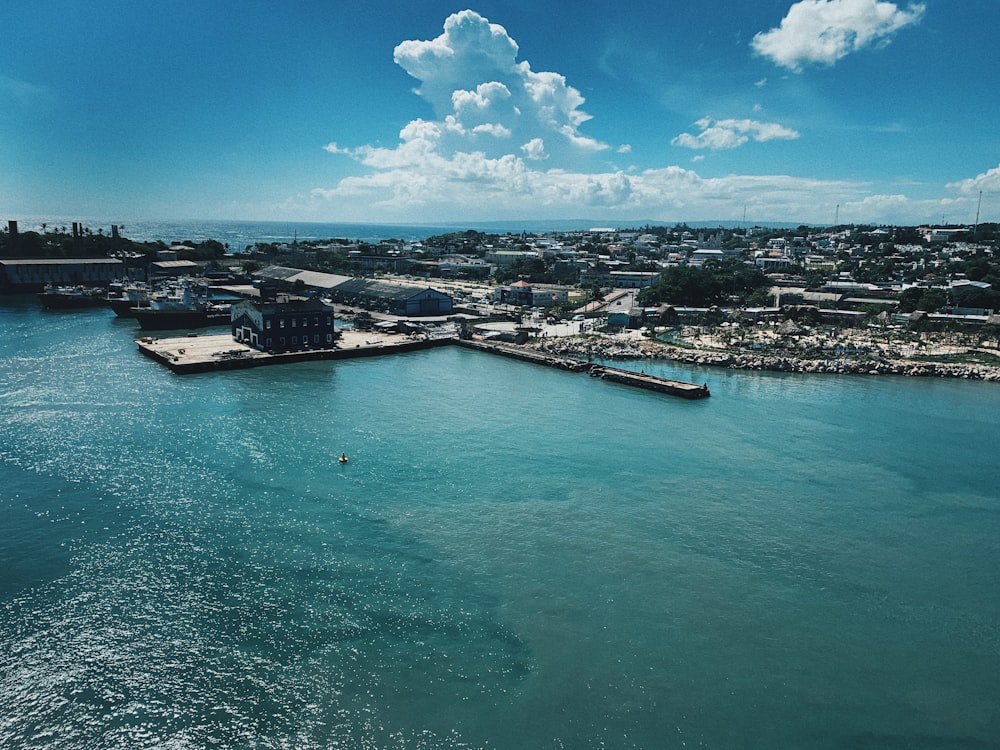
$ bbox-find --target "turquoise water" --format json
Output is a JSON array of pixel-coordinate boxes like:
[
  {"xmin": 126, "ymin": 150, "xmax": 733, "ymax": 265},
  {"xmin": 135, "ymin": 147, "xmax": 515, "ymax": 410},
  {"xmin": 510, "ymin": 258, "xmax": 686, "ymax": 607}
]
[{"xmin": 2, "ymin": 297, "xmax": 999, "ymax": 749}]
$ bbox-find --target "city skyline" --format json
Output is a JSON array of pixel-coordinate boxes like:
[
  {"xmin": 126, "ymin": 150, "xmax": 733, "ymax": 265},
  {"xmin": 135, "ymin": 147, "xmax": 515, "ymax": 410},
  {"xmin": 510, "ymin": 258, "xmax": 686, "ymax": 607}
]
[{"xmin": 2, "ymin": 1, "xmax": 997, "ymax": 227}]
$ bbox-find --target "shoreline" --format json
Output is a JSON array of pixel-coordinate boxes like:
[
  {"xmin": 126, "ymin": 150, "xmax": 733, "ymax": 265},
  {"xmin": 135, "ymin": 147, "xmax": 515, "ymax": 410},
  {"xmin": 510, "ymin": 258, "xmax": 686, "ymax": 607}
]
[{"xmin": 528, "ymin": 336, "xmax": 1000, "ymax": 381}]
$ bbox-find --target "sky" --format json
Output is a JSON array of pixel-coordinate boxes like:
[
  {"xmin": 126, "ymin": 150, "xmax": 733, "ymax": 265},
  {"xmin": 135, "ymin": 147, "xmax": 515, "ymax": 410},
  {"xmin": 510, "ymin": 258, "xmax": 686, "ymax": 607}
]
[{"xmin": 2, "ymin": 0, "xmax": 998, "ymax": 227}]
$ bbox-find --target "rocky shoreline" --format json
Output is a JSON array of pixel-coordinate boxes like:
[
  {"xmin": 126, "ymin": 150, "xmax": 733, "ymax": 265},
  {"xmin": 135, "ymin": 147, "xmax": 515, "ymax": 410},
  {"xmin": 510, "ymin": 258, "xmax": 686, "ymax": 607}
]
[{"xmin": 528, "ymin": 337, "xmax": 1000, "ymax": 381}]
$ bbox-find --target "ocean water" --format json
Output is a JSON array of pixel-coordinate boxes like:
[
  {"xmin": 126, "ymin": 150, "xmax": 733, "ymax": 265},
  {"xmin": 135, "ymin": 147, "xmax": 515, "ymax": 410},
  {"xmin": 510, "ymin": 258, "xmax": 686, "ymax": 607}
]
[
  {"xmin": 7, "ymin": 217, "xmax": 478, "ymax": 248},
  {"xmin": 7, "ymin": 217, "xmax": 601, "ymax": 248},
  {"xmin": 1, "ymin": 297, "xmax": 999, "ymax": 749}
]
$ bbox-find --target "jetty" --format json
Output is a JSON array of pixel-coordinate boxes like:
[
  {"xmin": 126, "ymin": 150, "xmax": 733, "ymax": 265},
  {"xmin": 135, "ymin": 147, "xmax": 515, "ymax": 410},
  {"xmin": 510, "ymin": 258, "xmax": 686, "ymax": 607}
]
[
  {"xmin": 456, "ymin": 338, "xmax": 590, "ymax": 371},
  {"xmin": 457, "ymin": 338, "xmax": 709, "ymax": 399}
]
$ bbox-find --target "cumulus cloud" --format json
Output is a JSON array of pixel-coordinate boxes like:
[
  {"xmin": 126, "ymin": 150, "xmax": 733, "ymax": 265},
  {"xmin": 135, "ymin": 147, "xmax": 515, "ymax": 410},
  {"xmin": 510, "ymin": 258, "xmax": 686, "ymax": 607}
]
[
  {"xmin": 521, "ymin": 138, "xmax": 547, "ymax": 161},
  {"xmin": 947, "ymin": 163, "xmax": 1000, "ymax": 194},
  {"xmin": 752, "ymin": 0, "xmax": 925, "ymax": 71},
  {"xmin": 317, "ymin": 9, "xmax": 623, "ymax": 218},
  {"xmin": 388, "ymin": 9, "xmax": 606, "ymax": 160},
  {"xmin": 672, "ymin": 118, "xmax": 800, "ymax": 150},
  {"xmin": 307, "ymin": 9, "xmax": 963, "ymax": 225}
]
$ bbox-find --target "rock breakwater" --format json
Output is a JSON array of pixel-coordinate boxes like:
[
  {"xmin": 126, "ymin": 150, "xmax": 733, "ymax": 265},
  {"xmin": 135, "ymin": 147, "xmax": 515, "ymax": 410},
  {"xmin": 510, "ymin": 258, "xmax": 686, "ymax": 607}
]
[{"xmin": 528, "ymin": 338, "xmax": 1000, "ymax": 381}]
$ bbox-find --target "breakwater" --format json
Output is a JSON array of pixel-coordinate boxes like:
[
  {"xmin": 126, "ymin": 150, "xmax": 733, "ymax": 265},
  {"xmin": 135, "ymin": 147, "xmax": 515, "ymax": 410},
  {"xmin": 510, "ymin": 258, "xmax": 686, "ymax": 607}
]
[
  {"xmin": 529, "ymin": 338, "xmax": 1000, "ymax": 381},
  {"xmin": 457, "ymin": 339, "xmax": 709, "ymax": 398},
  {"xmin": 456, "ymin": 338, "xmax": 590, "ymax": 371}
]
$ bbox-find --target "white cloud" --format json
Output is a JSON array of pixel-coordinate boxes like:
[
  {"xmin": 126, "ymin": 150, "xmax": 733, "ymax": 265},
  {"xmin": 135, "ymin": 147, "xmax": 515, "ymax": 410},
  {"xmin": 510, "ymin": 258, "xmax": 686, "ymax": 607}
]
[
  {"xmin": 389, "ymin": 9, "xmax": 605, "ymax": 160},
  {"xmin": 305, "ymin": 9, "xmax": 971, "ymax": 225},
  {"xmin": 521, "ymin": 138, "xmax": 547, "ymax": 161},
  {"xmin": 946, "ymin": 163, "xmax": 1000, "ymax": 194},
  {"xmin": 672, "ymin": 118, "xmax": 800, "ymax": 150},
  {"xmin": 304, "ymin": 154, "xmax": 994, "ymax": 225},
  {"xmin": 752, "ymin": 0, "xmax": 925, "ymax": 71}
]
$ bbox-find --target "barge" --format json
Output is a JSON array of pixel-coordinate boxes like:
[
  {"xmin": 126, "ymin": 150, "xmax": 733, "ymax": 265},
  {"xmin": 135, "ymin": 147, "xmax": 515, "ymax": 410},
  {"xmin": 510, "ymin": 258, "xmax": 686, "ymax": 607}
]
[{"xmin": 588, "ymin": 364, "xmax": 709, "ymax": 399}]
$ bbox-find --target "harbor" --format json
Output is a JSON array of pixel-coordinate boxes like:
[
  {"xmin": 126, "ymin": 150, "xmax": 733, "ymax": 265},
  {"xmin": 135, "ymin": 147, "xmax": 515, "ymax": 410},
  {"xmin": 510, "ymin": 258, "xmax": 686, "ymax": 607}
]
[{"xmin": 5, "ymin": 257, "xmax": 999, "ymax": 750}]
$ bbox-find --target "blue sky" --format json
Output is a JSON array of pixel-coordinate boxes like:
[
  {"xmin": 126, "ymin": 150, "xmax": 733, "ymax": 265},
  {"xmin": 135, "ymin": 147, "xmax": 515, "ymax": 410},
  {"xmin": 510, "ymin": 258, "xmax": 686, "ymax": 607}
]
[{"xmin": 2, "ymin": 0, "xmax": 998, "ymax": 226}]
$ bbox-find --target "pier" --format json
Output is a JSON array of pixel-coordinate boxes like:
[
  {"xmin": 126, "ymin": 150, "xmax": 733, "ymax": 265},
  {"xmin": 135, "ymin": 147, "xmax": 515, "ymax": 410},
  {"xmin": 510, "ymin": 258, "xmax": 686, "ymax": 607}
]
[
  {"xmin": 136, "ymin": 331, "xmax": 452, "ymax": 374},
  {"xmin": 455, "ymin": 338, "xmax": 591, "ymax": 371},
  {"xmin": 456, "ymin": 338, "xmax": 709, "ymax": 399}
]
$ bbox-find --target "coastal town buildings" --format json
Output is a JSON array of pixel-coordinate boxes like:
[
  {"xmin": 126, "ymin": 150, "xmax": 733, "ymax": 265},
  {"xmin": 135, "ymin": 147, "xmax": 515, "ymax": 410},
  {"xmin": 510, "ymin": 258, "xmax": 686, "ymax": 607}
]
[{"xmin": 3, "ymin": 218, "xmax": 999, "ymax": 333}]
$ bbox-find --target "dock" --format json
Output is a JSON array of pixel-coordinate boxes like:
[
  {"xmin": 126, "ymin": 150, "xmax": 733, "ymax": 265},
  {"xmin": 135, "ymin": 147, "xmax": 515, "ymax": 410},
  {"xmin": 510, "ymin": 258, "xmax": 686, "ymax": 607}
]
[{"xmin": 136, "ymin": 330, "xmax": 452, "ymax": 374}]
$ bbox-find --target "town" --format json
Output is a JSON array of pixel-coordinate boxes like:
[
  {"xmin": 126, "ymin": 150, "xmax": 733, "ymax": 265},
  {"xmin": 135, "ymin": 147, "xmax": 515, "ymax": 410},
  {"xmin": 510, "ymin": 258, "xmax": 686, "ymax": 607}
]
[{"xmin": 2, "ymin": 219, "xmax": 1000, "ymax": 380}]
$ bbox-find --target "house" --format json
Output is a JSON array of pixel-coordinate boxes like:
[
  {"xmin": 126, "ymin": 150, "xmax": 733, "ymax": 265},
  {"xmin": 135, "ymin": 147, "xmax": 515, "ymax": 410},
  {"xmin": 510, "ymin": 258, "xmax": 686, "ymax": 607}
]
[
  {"xmin": 501, "ymin": 280, "xmax": 534, "ymax": 306},
  {"xmin": 231, "ymin": 294, "xmax": 337, "ymax": 352},
  {"xmin": 688, "ymin": 248, "xmax": 724, "ymax": 267}
]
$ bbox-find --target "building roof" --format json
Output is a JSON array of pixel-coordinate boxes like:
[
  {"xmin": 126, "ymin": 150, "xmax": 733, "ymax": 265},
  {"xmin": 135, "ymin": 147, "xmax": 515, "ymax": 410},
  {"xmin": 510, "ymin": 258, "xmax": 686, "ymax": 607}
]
[
  {"xmin": 255, "ymin": 265, "xmax": 352, "ymax": 290},
  {"xmin": 150, "ymin": 260, "xmax": 200, "ymax": 269},
  {"xmin": 0, "ymin": 257, "xmax": 123, "ymax": 266},
  {"xmin": 333, "ymin": 277, "xmax": 448, "ymax": 302}
]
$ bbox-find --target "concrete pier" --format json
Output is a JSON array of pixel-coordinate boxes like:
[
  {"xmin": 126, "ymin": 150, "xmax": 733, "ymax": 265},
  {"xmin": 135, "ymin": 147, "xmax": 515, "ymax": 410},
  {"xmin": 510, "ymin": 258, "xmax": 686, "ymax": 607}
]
[{"xmin": 137, "ymin": 330, "xmax": 452, "ymax": 374}]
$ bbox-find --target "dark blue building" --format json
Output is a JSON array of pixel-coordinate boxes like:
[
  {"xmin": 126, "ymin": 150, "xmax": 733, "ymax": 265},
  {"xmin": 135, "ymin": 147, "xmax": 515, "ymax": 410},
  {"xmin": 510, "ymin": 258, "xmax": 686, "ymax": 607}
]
[{"xmin": 231, "ymin": 294, "xmax": 337, "ymax": 352}]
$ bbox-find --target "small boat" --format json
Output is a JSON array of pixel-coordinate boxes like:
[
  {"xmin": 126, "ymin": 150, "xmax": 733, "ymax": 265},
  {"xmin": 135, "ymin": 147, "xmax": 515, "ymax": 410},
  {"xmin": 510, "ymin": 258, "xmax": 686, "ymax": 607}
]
[
  {"xmin": 338, "ymin": 453, "xmax": 349, "ymax": 463},
  {"xmin": 107, "ymin": 281, "xmax": 151, "ymax": 317}
]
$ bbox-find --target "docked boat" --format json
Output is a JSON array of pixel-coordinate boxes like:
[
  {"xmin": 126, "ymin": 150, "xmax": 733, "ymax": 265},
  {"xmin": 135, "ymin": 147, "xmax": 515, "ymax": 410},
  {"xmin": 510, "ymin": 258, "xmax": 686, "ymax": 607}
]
[
  {"xmin": 38, "ymin": 285, "xmax": 108, "ymax": 309},
  {"xmin": 133, "ymin": 306, "xmax": 231, "ymax": 330},
  {"xmin": 107, "ymin": 281, "xmax": 151, "ymax": 317},
  {"xmin": 132, "ymin": 280, "xmax": 234, "ymax": 330}
]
